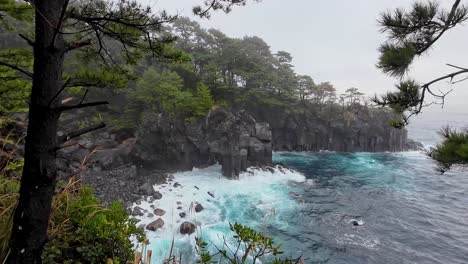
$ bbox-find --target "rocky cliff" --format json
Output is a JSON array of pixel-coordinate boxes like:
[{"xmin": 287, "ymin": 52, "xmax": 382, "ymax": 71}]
[
  {"xmin": 130, "ymin": 107, "xmax": 272, "ymax": 178},
  {"xmin": 246, "ymin": 104, "xmax": 415, "ymax": 152}
]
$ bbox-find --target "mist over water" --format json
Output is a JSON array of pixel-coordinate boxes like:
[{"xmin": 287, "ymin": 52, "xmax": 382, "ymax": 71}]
[{"xmin": 135, "ymin": 112, "xmax": 468, "ymax": 264}]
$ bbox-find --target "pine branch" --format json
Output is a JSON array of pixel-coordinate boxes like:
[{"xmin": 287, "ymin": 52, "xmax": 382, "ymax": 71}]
[
  {"xmin": 18, "ymin": 34, "xmax": 35, "ymax": 47},
  {"xmin": 58, "ymin": 122, "xmax": 106, "ymax": 143},
  {"xmin": 0, "ymin": 61, "xmax": 32, "ymax": 78},
  {"xmin": 65, "ymin": 39, "xmax": 92, "ymax": 52},
  {"xmin": 56, "ymin": 101, "xmax": 109, "ymax": 112}
]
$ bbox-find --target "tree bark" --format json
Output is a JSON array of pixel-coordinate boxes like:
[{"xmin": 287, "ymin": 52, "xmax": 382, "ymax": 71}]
[{"xmin": 7, "ymin": 0, "xmax": 66, "ymax": 263}]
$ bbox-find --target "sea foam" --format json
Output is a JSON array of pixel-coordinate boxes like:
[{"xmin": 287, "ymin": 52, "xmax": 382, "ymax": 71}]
[{"xmin": 130, "ymin": 164, "xmax": 306, "ymax": 263}]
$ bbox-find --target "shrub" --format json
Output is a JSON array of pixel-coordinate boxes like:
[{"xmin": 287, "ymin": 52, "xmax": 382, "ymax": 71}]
[
  {"xmin": 0, "ymin": 176, "xmax": 145, "ymax": 263},
  {"xmin": 195, "ymin": 222, "xmax": 303, "ymax": 264}
]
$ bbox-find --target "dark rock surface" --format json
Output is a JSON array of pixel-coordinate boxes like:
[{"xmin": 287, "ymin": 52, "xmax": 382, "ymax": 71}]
[
  {"xmin": 79, "ymin": 165, "xmax": 168, "ymax": 208},
  {"xmin": 131, "ymin": 107, "xmax": 273, "ymax": 178},
  {"xmin": 247, "ymin": 104, "xmax": 414, "ymax": 152},
  {"xmin": 195, "ymin": 203, "xmax": 204, "ymax": 213},
  {"xmin": 154, "ymin": 208, "xmax": 166, "ymax": 216},
  {"xmin": 146, "ymin": 218, "xmax": 165, "ymax": 231},
  {"xmin": 180, "ymin": 221, "xmax": 197, "ymax": 235},
  {"xmin": 55, "ymin": 106, "xmax": 422, "ymax": 211}
]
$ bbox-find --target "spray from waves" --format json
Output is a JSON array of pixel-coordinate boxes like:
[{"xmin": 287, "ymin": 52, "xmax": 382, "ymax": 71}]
[{"xmin": 130, "ymin": 164, "xmax": 307, "ymax": 264}]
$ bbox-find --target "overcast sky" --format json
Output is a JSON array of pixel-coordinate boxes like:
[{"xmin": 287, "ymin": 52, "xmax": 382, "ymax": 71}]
[{"xmin": 141, "ymin": 0, "xmax": 468, "ymax": 113}]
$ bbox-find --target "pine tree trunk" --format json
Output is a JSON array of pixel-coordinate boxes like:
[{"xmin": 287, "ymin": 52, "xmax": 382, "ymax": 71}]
[{"xmin": 7, "ymin": 0, "xmax": 65, "ymax": 262}]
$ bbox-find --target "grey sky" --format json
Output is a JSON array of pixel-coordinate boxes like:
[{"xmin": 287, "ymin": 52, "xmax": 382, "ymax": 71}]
[{"xmin": 141, "ymin": 0, "xmax": 468, "ymax": 113}]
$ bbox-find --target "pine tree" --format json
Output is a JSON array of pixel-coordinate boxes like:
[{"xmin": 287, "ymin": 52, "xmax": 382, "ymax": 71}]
[
  {"xmin": 0, "ymin": 1, "xmax": 248, "ymax": 260},
  {"xmin": 374, "ymin": 0, "xmax": 468, "ymax": 171}
]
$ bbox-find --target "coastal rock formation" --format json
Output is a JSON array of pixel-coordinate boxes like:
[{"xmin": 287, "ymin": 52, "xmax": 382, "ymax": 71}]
[
  {"xmin": 180, "ymin": 221, "xmax": 197, "ymax": 235},
  {"xmin": 146, "ymin": 218, "xmax": 165, "ymax": 231},
  {"xmin": 131, "ymin": 107, "xmax": 273, "ymax": 178},
  {"xmin": 247, "ymin": 104, "xmax": 413, "ymax": 152}
]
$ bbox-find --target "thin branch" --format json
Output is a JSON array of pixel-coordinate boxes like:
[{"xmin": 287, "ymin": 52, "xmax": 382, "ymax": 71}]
[
  {"xmin": 65, "ymin": 39, "xmax": 92, "ymax": 52},
  {"xmin": 52, "ymin": 0, "xmax": 69, "ymax": 48},
  {"xmin": 0, "ymin": 61, "xmax": 32, "ymax": 78},
  {"xmin": 79, "ymin": 89, "xmax": 89, "ymax": 104},
  {"xmin": 18, "ymin": 34, "xmax": 34, "ymax": 46},
  {"xmin": 446, "ymin": 63, "xmax": 468, "ymax": 71},
  {"xmin": 197, "ymin": 0, "xmax": 216, "ymax": 18},
  {"xmin": 24, "ymin": 0, "xmax": 57, "ymax": 30},
  {"xmin": 56, "ymin": 101, "xmax": 109, "ymax": 112},
  {"xmin": 452, "ymin": 76, "xmax": 468, "ymax": 84},
  {"xmin": 48, "ymin": 77, "xmax": 71, "ymax": 106},
  {"xmin": 421, "ymin": 69, "xmax": 468, "ymax": 89},
  {"xmin": 58, "ymin": 122, "xmax": 106, "ymax": 143}
]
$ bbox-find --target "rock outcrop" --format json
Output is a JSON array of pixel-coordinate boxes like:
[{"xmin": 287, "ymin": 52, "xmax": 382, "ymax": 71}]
[
  {"xmin": 247, "ymin": 104, "xmax": 413, "ymax": 152},
  {"xmin": 146, "ymin": 218, "xmax": 165, "ymax": 231},
  {"xmin": 180, "ymin": 221, "xmax": 197, "ymax": 235},
  {"xmin": 131, "ymin": 107, "xmax": 273, "ymax": 178}
]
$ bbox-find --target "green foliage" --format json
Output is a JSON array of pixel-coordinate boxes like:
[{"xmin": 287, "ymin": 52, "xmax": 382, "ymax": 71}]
[
  {"xmin": 0, "ymin": 176, "xmax": 145, "ymax": 263},
  {"xmin": 0, "ymin": 176, "xmax": 19, "ymax": 261},
  {"xmin": 42, "ymin": 186, "xmax": 145, "ymax": 264},
  {"xmin": 0, "ymin": 0, "xmax": 33, "ymax": 25},
  {"xmin": 123, "ymin": 68, "xmax": 214, "ymax": 126},
  {"xmin": 0, "ymin": 49, "xmax": 33, "ymax": 114},
  {"xmin": 195, "ymin": 222, "xmax": 301, "ymax": 264},
  {"xmin": 376, "ymin": 1, "xmax": 468, "ymax": 170},
  {"xmin": 193, "ymin": 0, "xmax": 260, "ymax": 18},
  {"xmin": 377, "ymin": 42, "xmax": 416, "ymax": 78},
  {"xmin": 431, "ymin": 127, "xmax": 468, "ymax": 172},
  {"xmin": 374, "ymin": 80, "xmax": 421, "ymax": 114}
]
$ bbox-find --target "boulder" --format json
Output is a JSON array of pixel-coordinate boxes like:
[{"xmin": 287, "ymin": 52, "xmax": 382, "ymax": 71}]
[
  {"xmin": 195, "ymin": 203, "xmax": 204, "ymax": 213},
  {"xmin": 179, "ymin": 212, "xmax": 186, "ymax": 218},
  {"xmin": 153, "ymin": 191, "xmax": 163, "ymax": 200},
  {"xmin": 146, "ymin": 218, "xmax": 165, "ymax": 231},
  {"xmin": 154, "ymin": 208, "xmax": 166, "ymax": 216},
  {"xmin": 180, "ymin": 221, "xmax": 197, "ymax": 235},
  {"xmin": 131, "ymin": 206, "xmax": 144, "ymax": 217},
  {"xmin": 139, "ymin": 182, "xmax": 154, "ymax": 196}
]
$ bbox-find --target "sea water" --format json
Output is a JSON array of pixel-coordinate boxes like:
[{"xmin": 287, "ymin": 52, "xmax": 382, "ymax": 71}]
[{"xmin": 132, "ymin": 112, "xmax": 468, "ymax": 264}]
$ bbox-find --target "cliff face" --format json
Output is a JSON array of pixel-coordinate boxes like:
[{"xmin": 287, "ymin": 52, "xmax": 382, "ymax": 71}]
[
  {"xmin": 56, "ymin": 105, "xmax": 417, "ymax": 183},
  {"xmin": 247, "ymin": 104, "xmax": 411, "ymax": 152},
  {"xmin": 130, "ymin": 107, "xmax": 272, "ymax": 178}
]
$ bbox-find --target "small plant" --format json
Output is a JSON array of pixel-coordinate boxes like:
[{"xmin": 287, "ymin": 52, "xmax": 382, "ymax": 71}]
[
  {"xmin": 195, "ymin": 223, "xmax": 303, "ymax": 264},
  {"xmin": 0, "ymin": 175, "xmax": 145, "ymax": 263}
]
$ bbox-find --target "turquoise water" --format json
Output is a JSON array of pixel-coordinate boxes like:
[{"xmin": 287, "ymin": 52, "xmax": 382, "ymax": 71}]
[
  {"xmin": 273, "ymin": 151, "xmax": 468, "ymax": 264},
  {"xmin": 133, "ymin": 112, "xmax": 468, "ymax": 263}
]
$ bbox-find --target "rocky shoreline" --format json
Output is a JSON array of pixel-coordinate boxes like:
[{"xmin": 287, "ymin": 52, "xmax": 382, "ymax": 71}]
[{"xmin": 54, "ymin": 107, "xmax": 423, "ymax": 210}]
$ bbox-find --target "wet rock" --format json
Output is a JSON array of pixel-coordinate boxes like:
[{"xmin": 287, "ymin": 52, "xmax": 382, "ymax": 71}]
[
  {"xmin": 153, "ymin": 191, "xmax": 163, "ymax": 200},
  {"xmin": 350, "ymin": 219, "xmax": 365, "ymax": 226},
  {"xmin": 131, "ymin": 206, "xmax": 144, "ymax": 217},
  {"xmin": 179, "ymin": 212, "xmax": 186, "ymax": 218},
  {"xmin": 177, "ymin": 206, "xmax": 183, "ymax": 210},
  {"xmin": 147, "ymin": 213, "xmax": 154, "ymax": 218},
  {"xmin": 146, "ymin": 218, "xmax": 165, "ymax": 231},
  {"xmin": 176, "ymin": 201, "xmax": 182, "ymax": 205},
  {"xmin": 180, "ymin": 221, "xmax": 197, "ymax": 235},
  {"xmin": 173, "ymin": 182, "xmax": 182, "ymax": 188},
  {"xmin": 195, "ymin": 203, "xmax": 204, "ymax": 213},
  {"xmin": 154, "ymin": 208, "xmax": 166, "ymax": 216},
  {"xmin": 130, "ymin": 108, "xmax": 273, "ymax": 179},
  {"xmin": 140, "ymin": 182, "xmax": 154, "ymax": 196}
]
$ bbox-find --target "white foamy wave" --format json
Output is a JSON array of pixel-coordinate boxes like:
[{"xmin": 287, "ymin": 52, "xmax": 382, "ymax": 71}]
[{"xmin": 130, "ymin": 165, "xmax": 306, "ymax": 263}]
